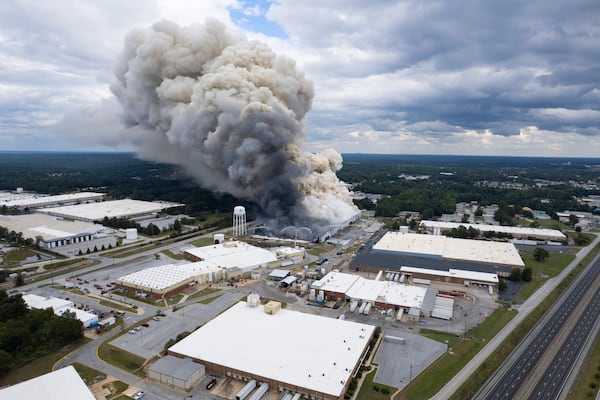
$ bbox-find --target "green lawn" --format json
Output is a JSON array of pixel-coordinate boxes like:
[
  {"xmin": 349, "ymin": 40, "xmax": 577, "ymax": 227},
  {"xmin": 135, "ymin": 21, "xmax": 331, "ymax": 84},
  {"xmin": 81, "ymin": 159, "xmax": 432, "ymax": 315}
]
[
  {"xmin": 161, "ymin": 249, "xmax": 185, "ymax": 260},
  {"xmin": 187, "ymin": 287, "xmax": 221, "ymax": 300},
  {"xmin": 530, "ymin": 218, "xmax": 570, "ymax": 231},
  {"xmin": 356, "ymin": 367, "xmax": 396, "ymax": 400},
  {"xmin": 307, "ymin": 245, "xmax": 333, "ymax": 256},
  {"xmin": 516, "ymin": 250, "xmax": 575, "ymax": 300},
  {"xmin": 103, "ymin": 380, "xmax": 129, "ymax": 399},
  {"xmin": 198, "ymin": 294, "xmax": 223, "ymax": 304},
  {"xmin": 398, "ymin": 308, "xmax": 517, "ymax": 400},
  {"xmin": 71, "ymin": 362, "xmax": 107, "ymax": 385},
  {"xmin": 567, "ymin": 333, "xmax": 600, "ymax": 400},
  {"xmin": 189, "ymin": 237, "xmax": 215, "ymax": 247},
  {"xmin": 97, "ymin": 343, "xmax": 146, "ymax": 377},
  {"xmin": 1, "ymin": 247, "xmax": 36, "ymax": 264},
  {"xmin": 43, "ymin": 258, "xmax": 86, "ymax": 270},
  {"xmin": 0, "ymin": 337, "xmax": 91, "ymax": 387}
]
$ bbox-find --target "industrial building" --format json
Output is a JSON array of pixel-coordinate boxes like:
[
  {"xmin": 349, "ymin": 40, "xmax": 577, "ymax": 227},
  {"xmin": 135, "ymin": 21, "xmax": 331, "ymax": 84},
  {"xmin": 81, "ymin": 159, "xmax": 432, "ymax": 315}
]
[
  {"xmin": 148, "ymin": 355, "xmax": 205, "ymax": 391},
  {"xmin": 168, "ymin": 301, "xmax": 375, "ymax": 400},
  {"xmin": 38, "ymin": 199, "xmax": 183, "ymax": 222},
  {"xmin": 0, "ymin": 191, "xmax": 105, "ymax": 211},
  {"xmin": 399, "ymin": 266, "xmax": 499, "ymax": 288},
  {"xmin": 0, "ymin": 213, "xmax": 111, "ymax": 250},
  {"xmin": 183, "ymin": 241, "xmax": 278, "ymax": 272},
  {"xmin": 311, "ymin": 271, "xmax": 450, "ymax": 319},
  {"xmin": 419, "ymin": 220, "xmax": 567, "ymax": 242},
  {"xmin": 22, "ymin": 294, "xmax": 98, "ymax": 328},
  {"xmin": 351, "ymin": 232, "xmax": 524, "ymax": 277},
  {"xmin": 0, "ymin": 365, "xmax": 95, "ymax": 400}
]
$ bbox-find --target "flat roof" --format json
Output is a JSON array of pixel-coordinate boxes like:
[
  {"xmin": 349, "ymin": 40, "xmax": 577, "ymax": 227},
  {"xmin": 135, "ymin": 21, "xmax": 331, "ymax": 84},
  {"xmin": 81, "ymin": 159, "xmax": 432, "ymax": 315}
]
[
  {"xmin": 346, "ymin": 278, "xmax": 427, "ymax": 309},
  {"xmin": 169, "ymin": 302, "xmax": 375, "ymax": 397},
  {"xmin": 373, "ymin": 232, "xmax": 524, "ymax": 267},
  {"xmin": 22, "ymin": 294, "xmax": 73, "ymax": 311},
  {"xmin": 39, "ymin": 199, "xmax": 183, "ymax": 221},
  {"xmin": 400, "ymin": 266, "xmax": 499, "ymax": 284},
  {"xmin": 312, "ymin": 271, "xmax": 362, "ymax": 293},
  {"xmin": 0, "ymin": 192, "xmax": 105, "ymax": 208},
  {"xmin": 150, "ymin": 355, "xmax": 204, "ymax": 380},
  {"xmin": 0, "ymin": 214, "xmax": 104, "ymax": 241},
  {"xmin": 0, "ymin": 365, "xmax": 95, "ymax": 400},
  {"xmin": 420, "ymin": 220, "xmax": 566, "ymax": 240},
  {"xmin": 184, "ymin": 241, "xmax": 277, "ymax": 271},
  {"xmin": 269, "ymin": 269, "xmax": 290, "ymax": 278},
  {"xmin": 116, "ymin": 264, "xmax": 195, "ymax": 291}
]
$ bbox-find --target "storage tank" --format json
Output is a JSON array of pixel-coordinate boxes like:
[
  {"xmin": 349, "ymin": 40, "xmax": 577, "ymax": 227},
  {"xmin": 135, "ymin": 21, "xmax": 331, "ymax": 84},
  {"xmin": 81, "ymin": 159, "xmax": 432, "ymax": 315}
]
[
  {"xmin": 214, "ymin": 233, "xmax": 225, "ymax": 243},
  {"xmin": 317, "ymin": 290, "xmax": 325, "ymax": 302},
  {"xmin": 308, "ymin": 289, "xmax": 316, "ymax": 302},
  {"xmin": 247, "ymin": 292, "xmax": 261, "ymax": 307},
  {"xmin": 248, "ymin": 383, "xmax": 269, "ymax": 400},
  {"xmin": 236, "ymin": 379, "xmax": 257, "ymax": 400},
  {"xmin": 126, "ymin": 228, "xmax": 138, "ymax": 240}
]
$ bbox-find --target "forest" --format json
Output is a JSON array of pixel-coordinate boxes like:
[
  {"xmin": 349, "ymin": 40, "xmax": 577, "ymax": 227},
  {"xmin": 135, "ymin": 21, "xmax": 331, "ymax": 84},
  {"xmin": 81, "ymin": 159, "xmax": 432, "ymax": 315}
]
[{"xmin": 0, "ymin": 290, "xmax": 83, "ymax": 376}]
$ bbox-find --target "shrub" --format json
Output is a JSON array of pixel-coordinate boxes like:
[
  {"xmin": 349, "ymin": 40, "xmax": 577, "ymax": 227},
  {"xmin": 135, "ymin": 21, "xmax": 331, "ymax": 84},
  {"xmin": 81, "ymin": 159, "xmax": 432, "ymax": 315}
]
[{"xmin": 381, "ymin": 387, "xmax": 391, "ymax": 395}]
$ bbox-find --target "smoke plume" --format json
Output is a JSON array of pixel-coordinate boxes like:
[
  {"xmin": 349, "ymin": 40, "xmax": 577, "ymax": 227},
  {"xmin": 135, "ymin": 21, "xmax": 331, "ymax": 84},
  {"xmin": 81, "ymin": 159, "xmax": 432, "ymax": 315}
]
[{"xmin": 71, "ymin": 19, "xmax": 358, "ymax": 236}]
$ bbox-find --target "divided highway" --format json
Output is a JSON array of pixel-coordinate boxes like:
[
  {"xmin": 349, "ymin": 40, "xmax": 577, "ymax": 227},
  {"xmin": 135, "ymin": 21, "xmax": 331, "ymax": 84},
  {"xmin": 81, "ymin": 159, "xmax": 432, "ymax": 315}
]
[{"xmin": 473, "ymin": 256, "xmax": 600, "ymax": 400}]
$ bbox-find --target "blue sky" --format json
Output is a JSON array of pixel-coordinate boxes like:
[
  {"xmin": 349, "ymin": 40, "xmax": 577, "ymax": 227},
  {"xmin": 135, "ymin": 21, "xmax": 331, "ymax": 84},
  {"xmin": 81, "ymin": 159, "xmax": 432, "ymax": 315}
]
[{"xmin": 1, "ymin": 0, "xmax": 599, "ymax": 157}]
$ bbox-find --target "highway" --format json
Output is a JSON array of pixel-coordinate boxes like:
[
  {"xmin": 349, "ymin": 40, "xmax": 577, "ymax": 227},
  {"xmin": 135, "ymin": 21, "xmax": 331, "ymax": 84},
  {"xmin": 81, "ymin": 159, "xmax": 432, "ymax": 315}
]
[
  {"xmin": 473, "ymin": 253, "xmax": 600, "ymax": 400},
  {"xmin": 430, "ymin": 233, "xmax": 600, "ymax": 400}
]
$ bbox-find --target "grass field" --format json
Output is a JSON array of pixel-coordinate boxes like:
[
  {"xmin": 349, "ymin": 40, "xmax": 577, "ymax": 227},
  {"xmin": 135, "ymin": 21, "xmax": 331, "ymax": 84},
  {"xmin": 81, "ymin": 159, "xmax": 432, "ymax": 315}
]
[
  {"xmin": 357, "ymin": 367, "xmax": 396, "ymax": 400},
  {"xmin": 189, "ymin": 237, "xmax": 215, "ymax": 247},
  {"xmin": 1, "ymin": 247, "xmax": 36, "ymax": 264},
  {"xmin": 103, "ymin": 380, "xmax": 129, "ymax": 399},
  {"xmin": 517, "ymin": 250, "xmax": 575, "ymax": 300},
  {"xmin": 0, "ymin": 337, "xmax": 90, "ymax": 387},
  {"xmin": 161, "ymin": 249, "xmax": 185, "ymax": 260},
  {"xmin": 307, "ymin": 244, "xmax": 333, "ymax": 256},
  {"xmin": 43, "ymin": 258, "xmax": 86, "ymax": 270},
  {"xmin": 71, "ymin": 362, "xmax": 106, "ymax": 385},
  {"xmin": 567, "ymin": 333, "xmax": 600, "ymax": 399},
  {"xmin": 397, "ymin": 308, "xmax": 517, "ymax": 400},
  {"xmin": 97, "ymin": 343, "xmax": 146, "ymax": 377},
  {"xmin": 187, "ymin": 287, "xmax": 221, "ymax": 300},
  {"xmin": 198, "ymin": 294, "xmax": 223, "ymax": 304}
]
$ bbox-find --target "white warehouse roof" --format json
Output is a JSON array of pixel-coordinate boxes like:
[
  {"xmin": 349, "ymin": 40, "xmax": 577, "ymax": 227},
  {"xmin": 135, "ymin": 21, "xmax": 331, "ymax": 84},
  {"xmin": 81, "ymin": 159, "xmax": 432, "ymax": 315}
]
[
  {"xmin": 22, "ymin": 293, "xmax": 73, "ymax": 312},
  {"xmin": 0, "ymin": 192, "xmax": 105, "ymax": 209},
  {"xmin": 169, "ymin": 302, "xmax": 375, "ymax": 398},
  {"xmin": 116, "ymin": 264, "xmax": 195, "ymax": 291},
  {"xmin": 184, "ymin": 241, "xmax": 277, "ymax": 271},
  {"xmin": 312, "ymin": 271, "xmax": 428, "ymax": 309},
  {"xmin": 0, "ymin": 365, "xmax": 95, "ymax": 400},
  {"xmin": 39, "ymin": 199, "xmax": 183, "ymax": 221},
  {"xmin": 0, "ymin": 214, "xmax": 104, "ymax": 242},
  {"xmin": 400, "ymin": 266, "xmax": 499, "ymax": 284},
  {"xmin": 374, "ymin": 232, "xmax": 524, "ymax": 267},
  {"xmin": 420, "ymin": 220, "xmax": 566, "ymax": 241}
]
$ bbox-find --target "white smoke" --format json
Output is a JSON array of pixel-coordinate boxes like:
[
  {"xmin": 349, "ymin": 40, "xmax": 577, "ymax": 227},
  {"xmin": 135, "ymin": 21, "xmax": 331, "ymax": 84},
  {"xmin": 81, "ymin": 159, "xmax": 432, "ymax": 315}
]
[{"xmin": 63, "ymin": 19, "xmax": 358, "ymax": 235}]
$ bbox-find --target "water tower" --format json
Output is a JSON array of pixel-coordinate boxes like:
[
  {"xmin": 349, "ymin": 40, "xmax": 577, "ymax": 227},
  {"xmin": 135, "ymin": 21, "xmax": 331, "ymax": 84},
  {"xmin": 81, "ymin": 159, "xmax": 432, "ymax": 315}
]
[{"xmin": 233, "ymin": 206, "xmax": 247, "ymax": 236}]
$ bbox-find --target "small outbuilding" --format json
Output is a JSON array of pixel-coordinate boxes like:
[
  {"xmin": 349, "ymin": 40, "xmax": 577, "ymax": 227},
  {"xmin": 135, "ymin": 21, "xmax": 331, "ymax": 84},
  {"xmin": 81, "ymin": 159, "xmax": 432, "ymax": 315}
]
[
  {"xmin": 268, "ymin": 269, "xmax": 290, "ymax": 281},
  {"xmin": 148, "ymin": 355, "xmax": 205, "ymax": 391}
]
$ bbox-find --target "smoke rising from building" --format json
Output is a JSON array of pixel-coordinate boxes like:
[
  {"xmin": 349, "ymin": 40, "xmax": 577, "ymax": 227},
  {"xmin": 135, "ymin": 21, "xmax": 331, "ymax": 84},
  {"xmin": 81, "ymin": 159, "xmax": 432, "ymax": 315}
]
[{"xmin": 102, "ymin": 19, "xmax": 357, "ymax": 235}]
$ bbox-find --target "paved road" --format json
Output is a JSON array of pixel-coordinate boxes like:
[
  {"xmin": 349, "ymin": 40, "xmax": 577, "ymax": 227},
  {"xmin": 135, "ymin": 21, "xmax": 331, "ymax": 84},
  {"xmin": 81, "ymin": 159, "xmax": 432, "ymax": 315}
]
[
  {"xmin": 430, "ymin": 233, "xmax": 600, "ymax": 400},
  {"xmin": 473, "ymin": 258, "xmax": 600, "ymax": 399}
]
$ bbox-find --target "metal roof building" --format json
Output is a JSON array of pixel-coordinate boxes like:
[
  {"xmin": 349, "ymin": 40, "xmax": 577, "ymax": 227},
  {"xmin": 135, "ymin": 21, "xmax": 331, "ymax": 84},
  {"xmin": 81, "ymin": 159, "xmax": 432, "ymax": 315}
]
[
  {"xmin": 0, "ymin": 213, "xmax": 107, "ymax": 249},
  {"xmin": 39, "ymin": 199, "xmax": 183, "ymax": 222},
  {"xmin": 419, "ymin": 220, "xmax": 566, "ymax": 241},
  {"xmin": 148, "ymin": 355, "xmax": 205, "ymax": 391},
  {"xmin": 183, "ymin": 241, "xmax": 278, "ymax": 272},
  {"xmin": 168, "ymin": 302, "xmax": 375, "ymax": 400},
  {"xmin": 0, "ymin": 191, "xmax": 105, "ymax": 210},
  {"xmin": 0, "ymin": 365, "xmax": 95, "ymax": 400}
]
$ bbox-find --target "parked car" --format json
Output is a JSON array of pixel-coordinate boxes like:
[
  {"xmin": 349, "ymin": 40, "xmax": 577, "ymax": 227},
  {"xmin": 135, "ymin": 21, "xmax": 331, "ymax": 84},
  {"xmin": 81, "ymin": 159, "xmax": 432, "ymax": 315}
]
[
  {"xmin": 128, "ymin": 330, "xmax": 136, "ymax": 335},
  {"xmin": 152, "ymin": 316, "xmax": 160, "ymax": 321},
  {"xmin": 141, "ymin": 323, "xmax": 149, "ymax": 328},
  {"xmin": 132, "ymin": 391, "xmax": 145, "ymax": 399},
  {"xmin": 206, "ymin": 378, "xmax": 217, "ymax": 390}
]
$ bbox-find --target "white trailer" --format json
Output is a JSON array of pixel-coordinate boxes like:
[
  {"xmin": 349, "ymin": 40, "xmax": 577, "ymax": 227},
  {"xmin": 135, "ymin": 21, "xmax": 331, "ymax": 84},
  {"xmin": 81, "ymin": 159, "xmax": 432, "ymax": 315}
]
[
  {"xmin": 248, "ymin": 383, "xmax": 269, "ymax": 400},
  {"xmin": 236, "ymin": 379, "xmax": 257, "ymax": 400}
]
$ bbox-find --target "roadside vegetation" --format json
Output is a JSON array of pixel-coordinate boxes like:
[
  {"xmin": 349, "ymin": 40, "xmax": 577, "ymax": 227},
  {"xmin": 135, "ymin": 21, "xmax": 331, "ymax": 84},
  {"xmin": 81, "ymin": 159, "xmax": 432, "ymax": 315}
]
[
  {"xmin": 448, "ymin": 241, "xmax": 600, "ymax": 399},
  {"xmin": 567, "ymin": 333, "xmax": 600, "ymax": 399},
  {"xmin": 516, "ymin": 250, "xmax": 575, "ymax": 300},
  {"xmin": 397, "ymin": 307, "xmax": 516, "ymax": 400},
  {"xmin": 71, "ymin": 362, "xmax": 107, "ymax": 385}
]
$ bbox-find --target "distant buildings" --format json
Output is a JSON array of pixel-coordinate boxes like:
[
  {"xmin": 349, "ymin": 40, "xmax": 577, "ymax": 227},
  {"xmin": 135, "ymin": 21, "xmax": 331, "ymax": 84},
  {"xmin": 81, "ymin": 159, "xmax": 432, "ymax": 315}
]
[{"xmin": 419, "ymin": 220, "xmax": 566, "ymax": 242}]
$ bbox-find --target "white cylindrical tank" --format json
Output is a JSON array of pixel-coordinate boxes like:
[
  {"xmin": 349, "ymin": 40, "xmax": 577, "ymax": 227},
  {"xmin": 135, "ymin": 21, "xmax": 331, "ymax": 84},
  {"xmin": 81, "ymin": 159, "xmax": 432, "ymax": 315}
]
[
  {"xmin": 308, "ymin": 289, "xmax": 316, "ymax": 302},
  {"xmin": 214, "ymin": 233, "xmax": 225, "ymax": 243},
  {"xmin": 317, "ymin": 290, "xmax": 325, "ymax": 302},
  {"xmin": 247, "ymin": 292, "xmax": 261, "ymax": 307},
  {"xmin": 126, "ymin": 228, "xmax": 137, "ymax": 240}
]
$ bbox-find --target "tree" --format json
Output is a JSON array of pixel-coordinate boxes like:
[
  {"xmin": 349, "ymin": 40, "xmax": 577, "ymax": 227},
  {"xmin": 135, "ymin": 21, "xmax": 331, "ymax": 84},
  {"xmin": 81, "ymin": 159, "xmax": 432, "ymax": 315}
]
[
  {"xmin": 509, "ymin": 268, "xmax": 522, "ymax": 282},
  {"xmin": 568, "ymin": 214, "xmax": 579, "ymax": 227},
  {"xmin": 14, "ymin": 272, "xmax": 24, "ymax": 287},
  {"xmin": 173, "ymin": 219, "xmax": 182, "ymax": 232},
  {"xmin": 522, "ymin": 267, "xmax": 533, "ymax": 282},
  {"xmin": 533, "ymin": 247, "xmax": 549, "ymax": 262}
]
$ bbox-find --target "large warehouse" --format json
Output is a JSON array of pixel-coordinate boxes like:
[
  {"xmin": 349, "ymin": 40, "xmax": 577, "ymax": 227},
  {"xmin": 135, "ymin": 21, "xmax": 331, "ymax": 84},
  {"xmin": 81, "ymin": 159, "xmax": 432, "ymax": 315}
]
[
  {"xmin": 169, "ymin": 301, "xmax": 375, "ymax": 400},
  {"xmin": 0, "ymin": 365, "xmax": 95, "ymax": 400},
  {"xmin": 352, "ymin": 232, "xmax": 524, "ymax": 277},
  {"xmin": 0, "ymin": 213, "xmax": 109, "ymax": 250},
  {"xmin": 419, "ymin": 220, "xmax": 566, "ymax": 242},
  {"xmin": 0, "ymin": 191, "xmax": 105, "ymax": 211},
  {"xmin": 38, "ymin": 199, "xmax": 183, "ymax": 222},
  {"xmin": 183, "ymin": 241, "xmax": 278, "ymax": 272}
]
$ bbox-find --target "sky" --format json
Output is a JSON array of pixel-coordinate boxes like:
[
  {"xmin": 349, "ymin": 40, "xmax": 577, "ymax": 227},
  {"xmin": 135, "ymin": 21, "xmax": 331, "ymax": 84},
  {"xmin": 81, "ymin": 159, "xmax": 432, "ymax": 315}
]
[{"xmin": 1, "ymin": 0, "xmax": 599, "ymax": 157}]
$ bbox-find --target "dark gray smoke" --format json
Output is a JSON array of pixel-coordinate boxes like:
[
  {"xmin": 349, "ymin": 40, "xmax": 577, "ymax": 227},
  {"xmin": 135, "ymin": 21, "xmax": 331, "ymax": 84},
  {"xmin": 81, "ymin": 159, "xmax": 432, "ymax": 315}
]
[{"xmin": 66, "ymin": 19, "xmax": 358, "ymax": 234}]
